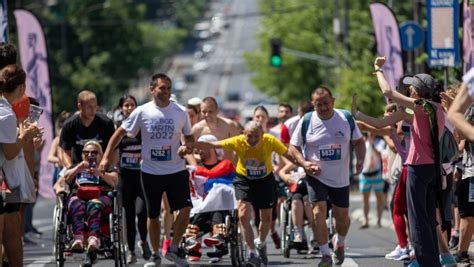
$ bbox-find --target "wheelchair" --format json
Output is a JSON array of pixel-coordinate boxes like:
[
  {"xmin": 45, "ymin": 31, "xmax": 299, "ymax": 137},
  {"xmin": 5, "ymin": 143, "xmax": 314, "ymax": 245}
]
[
  {"xmin": 52, "ymin": 190, "xmax": 127, "ymax": 267},
  {"xmin": 182, "ymin": 209, "xmax": 245, "ymax": 266},
  {"xmin": 280, "ymin": 187, "xmax": 335, "ymax": 258}
]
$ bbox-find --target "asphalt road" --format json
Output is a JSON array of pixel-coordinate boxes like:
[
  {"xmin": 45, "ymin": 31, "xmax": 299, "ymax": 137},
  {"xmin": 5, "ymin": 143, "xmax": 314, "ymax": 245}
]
[{"xmin": 23, "ymin": 193, "xmax": 409, "ymax": 267}]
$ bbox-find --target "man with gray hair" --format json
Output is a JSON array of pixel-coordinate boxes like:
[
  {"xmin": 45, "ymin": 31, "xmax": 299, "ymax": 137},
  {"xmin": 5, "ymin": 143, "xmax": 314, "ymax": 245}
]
[{"xmin": 185, "ymin": 121, "xmax": 311, "ymax": 267}]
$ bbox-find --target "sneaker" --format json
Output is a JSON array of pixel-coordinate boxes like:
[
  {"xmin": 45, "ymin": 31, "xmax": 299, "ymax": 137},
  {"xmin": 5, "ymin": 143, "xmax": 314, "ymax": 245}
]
[
  {"xmin": 271, "ymin": 232, "xmax": 281, "ymax": 249},
  {"xmin": 32, "ymin": 227, "xmax": 43, "ymax": 237},
  {"xmin": 184, "ymin": 237, "xmax": 201, "ymax": 251},
  {"xmin": 186, "ymin": 247, "xmax": 201, "ymax": 262},
  {"xmin": 204, "ymin": 234, "xmax": 224, "ymax": 247},
  {"xmin": 293, "ymin": 233, "xmax": 304, "ymax": 243},
  {"xmin": 127, "ymin": 252, "xmax": 137, "ymax": 264},
  {"xmin": 454, "ymin": 251, "xmax": 470, "ymax": 264},
  {"xmin": 439, "ymin": 254, "xmax": 457, "ymax": 267},
  {"xmin": 385, "ymin": 245, "xmax": 410, "ymax": 261},
  {"xmin": 309, "ymin": 240, "xmax": 319, "ymax": 255},
  {"xmin": 245, "ymin": 252, "xmax": 261, "ymax": 267},
  {"xmin": 86, "ymin": 236, "xmax": 100, "ymax": 253},
  {"xmin": 138, "ymin": 240, "xmax": 152, "ymax": 260},
  {"xmin": 448, "ymin": 235, "xmax": 459, "ymax": 250},
  {"xmin": 165, "ymin": 247, "xmax": 189, "ymax": 266},
  {"xmin": 254, "ymin": 238, "xmax": 268, "ymax": 265},
  {"xmin": 145, "ymin": 253, "xmax": 161, "ymax": 266},
  {"xmin": 70, "ymin": 235, "xmax": 84, "ymax": 251},
  {"xmin": 162, "ymin": 239, "xmax": 171, "ymax": 257},
  {"xmin": 318, "ymin": 254, "xmax": 333, "ymax": 267},
  {"xmin": 207, "ymin": 244, "xmax": 229, "ymax": 258},
  {"xmin": 23, "ymin": 232, "xmax": 38, "ymax": 245},
  {"xmin": 331, "ymin": 235, "xmax": 345, "ymax": 265}
]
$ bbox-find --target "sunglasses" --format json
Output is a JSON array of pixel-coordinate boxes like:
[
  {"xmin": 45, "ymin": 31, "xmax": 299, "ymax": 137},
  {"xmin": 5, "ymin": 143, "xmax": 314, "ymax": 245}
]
[{"xmin": 82, "ymin": 150, "xmax": 98, "ymax": 156}]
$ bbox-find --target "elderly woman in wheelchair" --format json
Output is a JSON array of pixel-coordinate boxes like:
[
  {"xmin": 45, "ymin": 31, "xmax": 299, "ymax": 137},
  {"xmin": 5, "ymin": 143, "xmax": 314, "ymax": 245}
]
[{"xmin": 63, "ymin": 140, "xmax": 118, "ymax": 253}]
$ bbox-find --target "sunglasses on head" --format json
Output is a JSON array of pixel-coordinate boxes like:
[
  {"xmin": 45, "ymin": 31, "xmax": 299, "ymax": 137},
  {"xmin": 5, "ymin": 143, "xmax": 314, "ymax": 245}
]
[{"xmin": 82, "ymin": 150, "xmax": 98, "ymax": 156}]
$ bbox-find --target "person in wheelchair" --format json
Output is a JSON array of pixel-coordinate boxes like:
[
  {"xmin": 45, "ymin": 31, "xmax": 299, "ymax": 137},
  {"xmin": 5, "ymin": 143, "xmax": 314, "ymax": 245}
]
[
  {"xmin": 184, "ymin": 134, "xmax": 236, "ymax": 263},
  {"xmin": 63, "ymin": 140, "xmax": 118, "ymax": 253},
  {"xmin": 278, "ymin": 157, "xmax": 318, "ymax": 250}
]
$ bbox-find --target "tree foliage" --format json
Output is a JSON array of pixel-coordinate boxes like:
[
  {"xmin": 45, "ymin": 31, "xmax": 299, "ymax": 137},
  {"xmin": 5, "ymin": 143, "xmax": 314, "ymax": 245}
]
[
  {"xmin": 9, "ymin": 0, "xmax": 208, "ymax": 115},
  {"xmin": 245, "ymin": 0, "xmax": 457, "ymax": 117}
]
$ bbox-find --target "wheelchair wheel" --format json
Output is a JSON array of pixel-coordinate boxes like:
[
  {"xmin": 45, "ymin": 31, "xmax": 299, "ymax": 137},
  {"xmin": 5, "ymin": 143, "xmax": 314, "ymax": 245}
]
[
  {"xmin": 111, "ymin": 192, "xmax": 127, "ymax": 267},
  {"xmin": 228, "ymin": 210, "xmax": 245, "ymax": 266},
  {"xmin": 280, "ymin": 201, "xmax": 292, "ymax": 258},
  {"xmin": 53, "ymin": 196, "xmax": 67, "ymax": 267}
]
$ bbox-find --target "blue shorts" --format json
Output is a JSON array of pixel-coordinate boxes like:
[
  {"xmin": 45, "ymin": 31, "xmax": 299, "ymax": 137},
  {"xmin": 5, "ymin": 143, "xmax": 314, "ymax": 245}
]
[{"xmin": 359, "ymin": 171, "xmax": 385, "ymax": 193}]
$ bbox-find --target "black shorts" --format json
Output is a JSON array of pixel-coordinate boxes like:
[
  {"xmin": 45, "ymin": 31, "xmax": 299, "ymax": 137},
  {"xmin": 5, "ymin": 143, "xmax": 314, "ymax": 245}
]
[
  {"xmin": 456, "ymin": 177, "xmax": 474, "ymax": 218},
  {"xmin": 0, "ymin": 196, "xmax": 3, "ymax": 214},
  {"xmin": 141, "ymin": 170, "xmax": 192, "ymax": 218},
  {"xmin": 233, "ymin": 173, "xmax": 276, "ymax": 209},
  {"xmin": 291, "ymin": 178, "xmax": 309, "ymax": 202},
  {"xmin": 306, "ymin": 176, "xmax": 350, "ymax": 208}
]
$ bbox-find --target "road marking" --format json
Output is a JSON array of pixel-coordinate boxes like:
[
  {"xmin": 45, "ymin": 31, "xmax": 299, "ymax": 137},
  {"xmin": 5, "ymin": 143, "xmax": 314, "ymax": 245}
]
[
  {"xmin": 25, "ymin": 256, "xmax": 52, "ymax": 267},
  {"xmin": 342, "ymin": 257, "xmax": 359, "ymax": 266}
]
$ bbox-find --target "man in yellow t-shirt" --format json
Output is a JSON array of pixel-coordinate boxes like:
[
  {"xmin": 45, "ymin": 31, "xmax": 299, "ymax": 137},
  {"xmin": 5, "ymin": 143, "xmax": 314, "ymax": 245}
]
[{"xmin": 186, "ymin": 121, "xmax": 317, "ymax": 266}]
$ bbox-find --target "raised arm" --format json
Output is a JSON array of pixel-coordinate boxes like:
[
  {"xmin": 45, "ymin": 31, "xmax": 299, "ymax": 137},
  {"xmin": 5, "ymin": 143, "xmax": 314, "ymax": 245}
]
[
  {"xmin": 374, "ymin": 57, "xmax": 416, "ymax": 109},
  {"xmin": 352, "ymin": 93, "xmax": 406, "ymax": 129},
  {"xmin": 448, "ymin": 83, "xmax": 474, "ymax": 141}
]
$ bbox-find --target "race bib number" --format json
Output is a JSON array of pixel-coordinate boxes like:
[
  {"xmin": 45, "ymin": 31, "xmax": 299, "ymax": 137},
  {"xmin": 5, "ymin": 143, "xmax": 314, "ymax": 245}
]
[
  {"xmin": 77, "ymin": 171, "xmax": 99, "ymax": 185},
  {"xmin": 246, "ymin": 166, "xmax": 267, "ymax": 179},
  {"xmin": 120, "ymin": 152, "xmax": 141, "ymax": 169},
  {"xmin": 319, "ymin": 144, "xmax": 342, "ymax": 161},
  {"xmin": 151, "ymin": 146, "xmax": 172, "ymax": 161}
]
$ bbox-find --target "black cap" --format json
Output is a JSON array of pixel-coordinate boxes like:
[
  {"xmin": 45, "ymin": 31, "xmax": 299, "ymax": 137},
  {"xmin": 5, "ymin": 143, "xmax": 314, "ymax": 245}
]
[{"xmin": 402, "ymin": 73, "xmax": 435, "ymax": 95}]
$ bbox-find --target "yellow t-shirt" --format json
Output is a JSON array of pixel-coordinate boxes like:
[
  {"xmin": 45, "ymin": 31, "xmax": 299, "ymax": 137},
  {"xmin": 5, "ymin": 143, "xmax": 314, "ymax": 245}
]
[{"xmin": 220, "ymin": 133, "xmax": 288, "ymax": 179}]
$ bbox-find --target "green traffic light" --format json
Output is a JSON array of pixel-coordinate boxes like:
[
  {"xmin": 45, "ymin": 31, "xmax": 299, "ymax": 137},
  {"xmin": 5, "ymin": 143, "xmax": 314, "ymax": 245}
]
[{"xmin": 271, "ymin": 55, "xmax": 282, "ymax": 67}]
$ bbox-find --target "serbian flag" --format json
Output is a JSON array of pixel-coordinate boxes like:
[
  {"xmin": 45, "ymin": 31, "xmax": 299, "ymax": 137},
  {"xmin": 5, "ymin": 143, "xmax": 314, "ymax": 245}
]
[{"xmin": 188, "ymin": 160, "xmax": 237, "ymax": 216}]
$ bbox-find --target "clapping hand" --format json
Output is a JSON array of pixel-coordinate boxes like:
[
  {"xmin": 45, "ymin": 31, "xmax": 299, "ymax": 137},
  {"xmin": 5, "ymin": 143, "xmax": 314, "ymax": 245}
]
[{"xmin": 374, "ymin": 56, "xmax": 386, "ymax": 69}]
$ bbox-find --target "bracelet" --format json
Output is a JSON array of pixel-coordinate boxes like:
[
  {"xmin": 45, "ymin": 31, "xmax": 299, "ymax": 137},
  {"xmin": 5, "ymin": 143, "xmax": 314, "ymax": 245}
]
[{"xmin": 372, "ymin": 68, "xmax": 383, "ymax": 75}]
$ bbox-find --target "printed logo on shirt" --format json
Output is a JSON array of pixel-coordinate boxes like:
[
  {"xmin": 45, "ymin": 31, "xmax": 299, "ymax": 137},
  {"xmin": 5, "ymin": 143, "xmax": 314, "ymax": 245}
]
[
  {"xmin": 149, "ymin": 119, "xmax": 174, "ymax": 140},
  {"xmin": 335, "ymin": 131, "xmax": 345, "ymax": 138},
  {"xmin": 75, "ymin": 135, "xmax": 102, "ymax": 146},
  {"xmin": 77, "ymin": 170, "xmax": 100, "ymax": 185}
]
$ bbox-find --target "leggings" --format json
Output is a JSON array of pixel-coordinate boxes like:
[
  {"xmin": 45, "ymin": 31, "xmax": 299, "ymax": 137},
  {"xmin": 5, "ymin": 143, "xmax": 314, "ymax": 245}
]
[
  {"xmin": 391, "ymin": 165, "xmax": 408, "ymax": 248},
  {"xmin": 68, "ymin": 195, "xmax": 112, "ymax": 237},
  {"xmin": 120, "ymin": 169, "xmax": 148, "ymax": 251}
]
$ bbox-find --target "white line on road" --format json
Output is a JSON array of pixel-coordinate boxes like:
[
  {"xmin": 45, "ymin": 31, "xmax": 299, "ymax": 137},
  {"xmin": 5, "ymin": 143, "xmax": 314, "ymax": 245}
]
[
  {"xmin": 26, "ymin": 256, "xmax": 52, "ymax": 267},
  {"xmin": 342, "ymin": 257, "xmax": 359, "ymax": 266}
]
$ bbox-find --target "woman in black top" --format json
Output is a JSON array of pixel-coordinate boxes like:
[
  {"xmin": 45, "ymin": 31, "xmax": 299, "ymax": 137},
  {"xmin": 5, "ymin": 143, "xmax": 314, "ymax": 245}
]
[{"xmin": 115, "ymin": 95, "xmax": 151, "ymax": 264}]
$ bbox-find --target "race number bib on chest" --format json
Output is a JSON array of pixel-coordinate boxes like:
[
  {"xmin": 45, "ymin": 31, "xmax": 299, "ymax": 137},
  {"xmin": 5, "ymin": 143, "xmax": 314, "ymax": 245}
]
[
  {"xmin": 120, "ymin": 152, "xmax": 141, "ymax": 169},
  {"xmin": 244, "ymin": 159, "xmax": 267, "ymax": 179},
  {"xmin": 319, "ymin": 144, "xmax": 342, "ymax": 161},
  {"xmin": 77, "ymin": 171, "xmax": 99, "ymax": 185},
  {"xmin": 151, "ymin": 146, "xmax": 172, "ymax": 161}
]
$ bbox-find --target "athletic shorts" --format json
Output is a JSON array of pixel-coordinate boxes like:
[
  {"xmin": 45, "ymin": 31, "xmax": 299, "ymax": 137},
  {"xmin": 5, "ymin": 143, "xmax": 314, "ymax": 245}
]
[
  {"xmin": 306, "ymin": 176, "xmax": 350, "ymax": 208},
  {"xmin": 141, "ymin": 170, "xmax": 192, "ymax": 218},
  {"xmin": 456, "ymin": 177, "xmax": 474, "ymax": 218},
  {"xmin": 359, "ymin": 171, "xmax": 385, "ymax": 193},
  {"xmin": 233, "ymin": 173, "xmax": 277, "ymax": 209},
  {"xmin": 290, "ymin": 178, "xmax": 309, "ymax": 202},
  {"xmin": 191, "ymin": 211, "xmax": 230, "ymax": 234}
]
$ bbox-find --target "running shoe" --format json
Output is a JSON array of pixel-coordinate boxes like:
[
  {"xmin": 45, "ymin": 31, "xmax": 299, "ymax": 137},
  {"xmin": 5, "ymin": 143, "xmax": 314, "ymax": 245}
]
[
  {"xmin": 245, "ymin": 252, "xmax": 261, "ymax": 267},
  {"xmin": 448, "ymin": 235, "xmax": 459, "ymax": 250},
  {"xmin": 454, "ymin": 251, "xmax": 470, "ymax": 264},
  {"xmin": 439, "ymin": 253, "xmax": 457, "ymax": 267},
  {"xmin": 254, "ymin": 238, "xmax": 268, "ymax": 265},
  {"xmin": 204, "ymin": 234, "xmax": 225, "ymax": 247},
  {"xmin": 331, "ymin": 235, "xmax": 345, "ymax": 265},
  {"xmin": 86, "ymin": 236, "xmax": 100, "ymax": 253},
  {"xmin": 165, "ymin": 247, "xmax": 189, "ymax": 266},
  {"xmin": 318, "ymin": 254, "xmax": 333, "ymax": 267},
  {"xmin": 126, "ymin": 252, "xmax": 137, "ymax": 264},
  {"xmin": 385, "ymin": 245, "xmax": 410, "ymax": 261},
  {"xmin": 138, "ymin": 240, "xmax": 152, "ymax": 260}
]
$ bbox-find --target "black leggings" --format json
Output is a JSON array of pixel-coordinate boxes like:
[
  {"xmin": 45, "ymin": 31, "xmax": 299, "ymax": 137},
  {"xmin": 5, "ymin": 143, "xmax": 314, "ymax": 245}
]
[{"xmin": 120, "ymin": 169, "xmax": 148, "ymax": 251}]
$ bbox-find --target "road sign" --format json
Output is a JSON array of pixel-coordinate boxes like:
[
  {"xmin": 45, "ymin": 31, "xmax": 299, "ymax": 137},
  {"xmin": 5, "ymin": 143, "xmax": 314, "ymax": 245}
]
[
  {"xmin": 400, "ymin": 21, "xmax": 424, "ymax": 51},
  {"xmin": 426, "ymin": 0, "xmax": 460, "ymax": 67}
]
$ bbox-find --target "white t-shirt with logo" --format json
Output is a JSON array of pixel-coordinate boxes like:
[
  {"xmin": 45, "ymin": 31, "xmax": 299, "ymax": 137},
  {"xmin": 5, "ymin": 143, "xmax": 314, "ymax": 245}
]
[
  {"xmin": 121, "ymin": 101, "xmax": 192, "ymax": 175},
  {"xmin": 0, "ymin": 98, "xmax": 18, "ymax": 168},
  {"xmin": 290, "ymin": 110, "xmax": 362, "ymax": 188}
]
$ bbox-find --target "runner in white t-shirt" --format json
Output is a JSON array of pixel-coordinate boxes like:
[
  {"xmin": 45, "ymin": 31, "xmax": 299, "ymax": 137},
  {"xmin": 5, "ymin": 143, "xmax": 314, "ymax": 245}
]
[
  {"xmin": 289, "ymin": 87, "xmax": 365, "ymax": 267},
  {"xmin": 100, "ymin": 73, "xmax": 193, "ymax": 266}
]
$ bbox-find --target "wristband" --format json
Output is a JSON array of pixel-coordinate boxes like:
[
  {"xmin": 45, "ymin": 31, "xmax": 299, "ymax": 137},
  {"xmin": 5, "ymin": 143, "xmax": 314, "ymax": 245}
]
[{"xmin": 372, "ymin": 68, "xmax": 383, "ymax": 75}]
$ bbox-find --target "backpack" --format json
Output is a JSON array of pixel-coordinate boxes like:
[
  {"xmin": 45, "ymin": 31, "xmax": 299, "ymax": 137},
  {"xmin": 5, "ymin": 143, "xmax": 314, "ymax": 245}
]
[
  {"xmin": 301, "ymin": 109, "xmax": 356, "ymax": 175},
  {"xmin": 415, "ymin": 99, "xmax": 459, "ymax": 164}
]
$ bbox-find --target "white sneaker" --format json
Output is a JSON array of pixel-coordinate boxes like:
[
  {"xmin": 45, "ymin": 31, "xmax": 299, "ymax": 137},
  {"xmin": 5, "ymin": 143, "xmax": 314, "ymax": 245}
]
[{"xmin": 385, "ymin": 245, "xmax": 409, "ymax": 261}]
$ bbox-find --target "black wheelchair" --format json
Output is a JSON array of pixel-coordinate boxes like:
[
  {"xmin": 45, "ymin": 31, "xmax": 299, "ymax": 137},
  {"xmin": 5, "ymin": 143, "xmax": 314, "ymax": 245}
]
[
  {"xmin": 53, "ymin": 190, "xmax": 127, "ymax": 267},
  {"xmin": 280, "ymin": 184, "xmax": 335, "ymax": 258},
  {"xmin": 182, "ymin": 209, "xmax": 245, "ymax": 266}
]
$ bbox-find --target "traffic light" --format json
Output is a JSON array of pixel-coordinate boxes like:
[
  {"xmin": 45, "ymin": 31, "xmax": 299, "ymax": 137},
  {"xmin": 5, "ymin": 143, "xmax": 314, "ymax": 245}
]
[{"xmin": 270, "ymin": 39, "xmax": 282, "ymax": 68}]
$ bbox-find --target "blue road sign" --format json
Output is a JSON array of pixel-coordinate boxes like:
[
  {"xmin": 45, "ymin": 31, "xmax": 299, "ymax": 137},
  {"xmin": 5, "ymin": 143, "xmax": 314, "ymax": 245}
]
[
  {"xmin": 400, "ymin": 21, "xmax": 424, "ymax": 51},
  {"xmin": 426, "ymin": 0, "xmax": 460, "ymax": 67}
]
